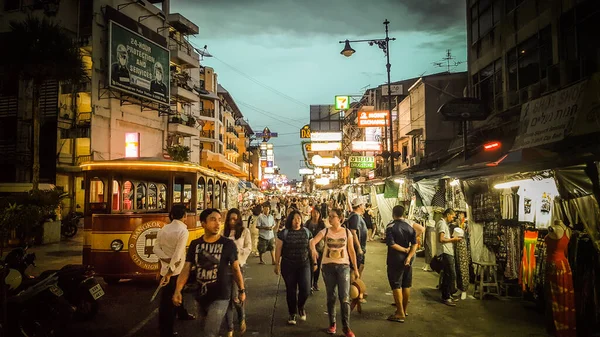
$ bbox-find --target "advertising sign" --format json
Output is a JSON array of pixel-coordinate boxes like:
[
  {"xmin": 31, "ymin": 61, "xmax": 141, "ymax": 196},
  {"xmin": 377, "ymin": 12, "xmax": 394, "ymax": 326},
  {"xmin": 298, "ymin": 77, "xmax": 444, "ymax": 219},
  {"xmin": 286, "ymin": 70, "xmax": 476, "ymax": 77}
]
[
  {"xmin": 335, "ymin": 96, "xmax": 350, "ymax": 110},
  {"xmin": 349, "ymin": 156, "xmax": 375, "ymax": 169},
  {"xmin": 264, "ymin": 167, "xmax": 275, "ymax": 174},
  {"xmin": 381, "ymin": 84, "xmax": 404, "ymax": 96},
  {"xmin": 513, "ymin": 81, "xmax": 587, "ymax": 150},
  {"xmin": 352, "ymin": 141, "xmax": 381, "ymax": 152},
  {"xmin": 437, "ymin": 97, "xmax": 488, "ymax": 121},
  {"xmin": 358, "ymin": 111, "xmax": 388, "ymax": 127},
  {"xmin": 311, "ymin": 132, "xmax": 343, "ymax": 142},
  {"xmin": 125, "ymin": 132, "xmax": 140, "ymax": 158},
  {"xmin": 109, "ymin": 21, "xmax": 170, "ymax": 105},
  {"xmin": 299, "ymin": 168, "xmax": 314, "ymax": 175},
  {"xmin": 300, "ymin": 125, "xmax": 311, "ymax": 139},
  {"xmin": 309, "ymin": 142, "xmax": 342, "ymax": 151}
]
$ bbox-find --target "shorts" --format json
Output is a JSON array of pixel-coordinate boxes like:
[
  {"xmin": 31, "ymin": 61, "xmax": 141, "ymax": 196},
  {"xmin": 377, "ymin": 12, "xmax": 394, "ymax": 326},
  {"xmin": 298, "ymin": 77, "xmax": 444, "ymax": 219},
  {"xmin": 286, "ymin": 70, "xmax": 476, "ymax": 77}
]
[
  {"xmin": 258, "ymin": 237, "xmax": 275, "ymax": 253},
  {"xmin": 387, "ymin": 265, "xmax": 413, "ymax": 289}
]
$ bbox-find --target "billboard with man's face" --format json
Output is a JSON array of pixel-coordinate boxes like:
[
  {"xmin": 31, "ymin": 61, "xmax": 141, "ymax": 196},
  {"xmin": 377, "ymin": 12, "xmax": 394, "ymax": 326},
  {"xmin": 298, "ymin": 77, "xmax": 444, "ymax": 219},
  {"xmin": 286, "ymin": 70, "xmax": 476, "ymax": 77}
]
[{"xmin": 109, "ymin": 21, "xmax": 170, "ymax": 105}]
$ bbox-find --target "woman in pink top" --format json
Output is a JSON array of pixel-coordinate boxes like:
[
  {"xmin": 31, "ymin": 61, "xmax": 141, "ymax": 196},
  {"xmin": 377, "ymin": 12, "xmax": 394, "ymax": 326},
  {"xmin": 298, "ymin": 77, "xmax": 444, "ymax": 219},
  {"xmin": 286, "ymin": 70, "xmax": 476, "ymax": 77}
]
[{"xmin": 310, "ymin": 208, "xmax": 360, "ymax": 337}]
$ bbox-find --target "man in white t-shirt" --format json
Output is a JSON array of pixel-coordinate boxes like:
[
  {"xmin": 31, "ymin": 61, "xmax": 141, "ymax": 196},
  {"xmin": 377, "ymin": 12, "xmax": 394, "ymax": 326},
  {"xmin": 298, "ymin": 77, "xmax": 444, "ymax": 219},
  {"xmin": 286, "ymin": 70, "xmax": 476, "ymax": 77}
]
[{"xmin": 435, "ymin": 208, "xmax": 462, "ymax": 306}]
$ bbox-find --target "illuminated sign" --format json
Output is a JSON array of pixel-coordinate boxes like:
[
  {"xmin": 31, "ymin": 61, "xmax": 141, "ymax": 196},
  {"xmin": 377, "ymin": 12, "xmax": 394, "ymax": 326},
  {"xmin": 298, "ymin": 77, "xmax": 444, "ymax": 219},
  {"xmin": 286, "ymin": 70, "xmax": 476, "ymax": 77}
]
[
  {"xmin": 483, "ymin": 141, "xmax": 501, "ymax": 151},
  {"xmin": 300, "ymin": 125, "xmax": 311, "ymax": 139},
  {"xmin": 125, "ymin": 132, "xmax": 140, "ymax": 158},
  {"xmin": 311, "ymin": 155, "xmax": 341, "ymax": 167},
  {"xmin": 309, "ymin": 142, "xmax": 342, "ymax": 151},
  {"xmin": 335, "ymin": 95, "xmax": 350, "ymax": 110},
  {"xmin": 264, "ymin": 167, "xmax": 275, "ymax": 174},
  {"xmin": 314, "ymin": 167, "xmax": 323, "ymax": 175},
  {"xmin": 349, "ymin": 156, "xmax": 375, "ymax": 169},
  {"xmin": 299, "ymin": 168, "xmax": 314, "ymax": 175},
  {"xmin": 315, "ymin": 177, "xmax": 330, "ymax": 185},
  {"xmin": 351, "ymin": 141, "xmax": 381, "ymax": 151},
  {"xmin": 311, "ymin": 132, "xmax": 343, "ymax": 142},
  {"xmin": 357, "ymin": 111, "xmax": 388, "ymax": 127},
  {"xmin": 263, "ymin": 174, "xmax": 274, "ymax": 179}
]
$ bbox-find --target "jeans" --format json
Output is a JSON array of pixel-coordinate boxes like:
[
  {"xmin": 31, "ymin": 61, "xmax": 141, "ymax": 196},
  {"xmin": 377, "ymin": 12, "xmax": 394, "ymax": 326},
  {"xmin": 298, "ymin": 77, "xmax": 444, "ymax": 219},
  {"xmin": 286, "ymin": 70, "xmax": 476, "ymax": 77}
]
[
  {"xmin": 281, "ymin": 259, "xmax": 311, "ymax": 316},
  {"xmin": 159, "ymin": 275, "xmax": 190, "ymax": 337},
  {"xmin": 196, "ymin": 299, "xmax": 230, "ymax": 337},
  {"xmin": 312, "ymin": 251, "xmax": 323, "ymax": 287},
  {"xmin": 226, "ymin": 265, "xmax": 246, "ymax": 331},
  {"xmin": 322, "ymin": 264, "xmax": 351, "ymax": 329},
  {"xmin": 441, "ymin": 253, "xmax": 457, "ymax": 300}
]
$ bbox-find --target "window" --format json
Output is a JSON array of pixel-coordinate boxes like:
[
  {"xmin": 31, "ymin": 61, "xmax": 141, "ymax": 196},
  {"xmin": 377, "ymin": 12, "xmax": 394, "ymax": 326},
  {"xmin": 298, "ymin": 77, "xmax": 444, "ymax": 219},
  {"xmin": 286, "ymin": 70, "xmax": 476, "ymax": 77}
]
[
  {"xmin": 505, "ymin": 0, "xmax": 524, "ymax": 13},
  {"xmin": 471, "ymin": 0, "xmax": 502, "ymax": 43},
  {"xmin": 505, "ymin": 26, "xmax": 552, "ymax": 91},
  {"xmin": 472, "ymin": 59, "xmax": 503, "ymax": 112},
  {"xmin": 559, "ymin": 1, "xmax": 600, "ymax": 78}
]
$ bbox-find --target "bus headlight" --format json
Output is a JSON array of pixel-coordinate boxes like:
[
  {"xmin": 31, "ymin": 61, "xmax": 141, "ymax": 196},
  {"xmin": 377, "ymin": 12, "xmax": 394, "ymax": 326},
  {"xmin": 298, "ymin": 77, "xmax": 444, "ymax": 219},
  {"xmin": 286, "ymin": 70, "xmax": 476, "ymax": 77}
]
[{"xmin": 111, "ymin": 239, "xmax": 124, "ymax": 252}]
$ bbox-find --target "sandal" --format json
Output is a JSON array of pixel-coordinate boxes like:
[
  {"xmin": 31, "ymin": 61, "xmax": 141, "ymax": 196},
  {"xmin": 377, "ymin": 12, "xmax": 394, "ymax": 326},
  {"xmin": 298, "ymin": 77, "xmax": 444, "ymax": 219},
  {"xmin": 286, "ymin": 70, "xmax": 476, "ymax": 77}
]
[{"xmin": 387, "ymin": 315, "xmax": 405, "ymax": 323}]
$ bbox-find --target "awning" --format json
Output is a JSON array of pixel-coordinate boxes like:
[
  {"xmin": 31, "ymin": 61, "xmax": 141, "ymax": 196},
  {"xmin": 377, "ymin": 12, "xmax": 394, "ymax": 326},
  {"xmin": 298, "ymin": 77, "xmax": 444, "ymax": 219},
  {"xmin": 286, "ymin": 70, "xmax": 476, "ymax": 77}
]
[{"xmin": 195, "ymin": 88, "xmax": 220, "ymax": 100}]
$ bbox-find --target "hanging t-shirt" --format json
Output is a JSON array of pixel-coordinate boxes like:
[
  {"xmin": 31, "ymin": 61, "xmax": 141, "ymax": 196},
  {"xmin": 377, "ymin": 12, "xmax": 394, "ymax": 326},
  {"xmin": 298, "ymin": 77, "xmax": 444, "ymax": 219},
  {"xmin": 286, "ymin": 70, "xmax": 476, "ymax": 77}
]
[
  {"xmin": 320, "ymin": 227, "xmax": 353, "ymax": 265},
  {"xmin": 518, "ymin": 188, "xmax": 536, "ymax": 223},
  {"xmin": 535, "ymin": 192, "xmax": 553, "ymax": 229},
  {"xmin": 186, "ymin": 236, "xmax": 238, "ymax": 304}
]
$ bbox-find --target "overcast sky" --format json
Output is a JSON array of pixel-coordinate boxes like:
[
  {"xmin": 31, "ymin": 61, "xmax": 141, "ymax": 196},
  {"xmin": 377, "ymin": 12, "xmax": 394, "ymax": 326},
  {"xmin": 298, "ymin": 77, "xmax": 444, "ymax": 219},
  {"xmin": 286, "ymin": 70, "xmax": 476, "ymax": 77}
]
[{"xmin": 169, "ymin": 0, "xmax": 468, "ymax": 180}]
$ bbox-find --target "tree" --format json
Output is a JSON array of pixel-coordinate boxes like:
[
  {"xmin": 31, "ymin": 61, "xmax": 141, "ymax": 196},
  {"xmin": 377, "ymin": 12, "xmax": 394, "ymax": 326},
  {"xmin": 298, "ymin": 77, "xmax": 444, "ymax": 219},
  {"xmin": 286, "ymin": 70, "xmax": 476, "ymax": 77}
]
[{"xmin": 2, "ymin": 16, "xmax": 85, "ymax": 190}]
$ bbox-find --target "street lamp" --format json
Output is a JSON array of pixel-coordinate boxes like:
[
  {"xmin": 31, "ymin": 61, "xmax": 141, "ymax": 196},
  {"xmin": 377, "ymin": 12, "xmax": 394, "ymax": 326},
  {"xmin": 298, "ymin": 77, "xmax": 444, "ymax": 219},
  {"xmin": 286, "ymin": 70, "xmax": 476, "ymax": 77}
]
[{"xmin": 339, "ymin": 19, "xmax": 397, "ymax": 176}]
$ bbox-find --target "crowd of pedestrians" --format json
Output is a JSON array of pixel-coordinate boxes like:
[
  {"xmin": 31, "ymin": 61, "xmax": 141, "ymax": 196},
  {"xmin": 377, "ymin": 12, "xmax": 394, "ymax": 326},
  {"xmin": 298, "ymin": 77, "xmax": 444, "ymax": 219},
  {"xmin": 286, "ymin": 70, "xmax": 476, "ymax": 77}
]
[{"xmin": 153, "ymin": 194, "xmax": 467, "ymax": 337}]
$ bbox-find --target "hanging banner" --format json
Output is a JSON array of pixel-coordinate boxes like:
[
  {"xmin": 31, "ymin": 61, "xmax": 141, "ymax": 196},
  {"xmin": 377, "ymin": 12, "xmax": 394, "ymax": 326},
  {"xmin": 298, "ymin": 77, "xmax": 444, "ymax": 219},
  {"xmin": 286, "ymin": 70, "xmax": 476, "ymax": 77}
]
[
  {"xmin": 109, "ymin": 21, "xmax": 170, "ymax": 105},
  {"xmin": 513, "ymin": 81, "xmax": 587, "ymax": 150}
]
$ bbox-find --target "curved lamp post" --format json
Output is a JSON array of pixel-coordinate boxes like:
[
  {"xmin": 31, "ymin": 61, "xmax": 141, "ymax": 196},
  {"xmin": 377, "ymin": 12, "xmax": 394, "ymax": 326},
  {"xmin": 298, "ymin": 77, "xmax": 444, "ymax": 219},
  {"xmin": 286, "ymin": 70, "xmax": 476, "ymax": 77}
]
[{"xmin": 340, "ymin": 19, "xmax": 397, "ymax": 176}]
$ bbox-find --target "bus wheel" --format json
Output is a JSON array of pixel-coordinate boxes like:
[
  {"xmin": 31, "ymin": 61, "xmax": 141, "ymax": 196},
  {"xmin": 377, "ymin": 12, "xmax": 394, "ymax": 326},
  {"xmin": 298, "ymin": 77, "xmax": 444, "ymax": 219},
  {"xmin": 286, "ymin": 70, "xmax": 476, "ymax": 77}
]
[{"xmin": 103, "ymin": 277, "xmax": 120, "ymax": 285}]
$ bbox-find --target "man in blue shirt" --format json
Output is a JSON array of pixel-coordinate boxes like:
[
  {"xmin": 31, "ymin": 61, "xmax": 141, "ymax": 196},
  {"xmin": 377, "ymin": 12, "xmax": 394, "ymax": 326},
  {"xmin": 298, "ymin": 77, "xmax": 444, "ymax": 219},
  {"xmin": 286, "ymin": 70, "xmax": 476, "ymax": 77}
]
[
  {"xmin": 257, "ymin": 203, "xmax": 276, "ymax": 265},
  {"xmin": 385, "ymin": 205, "xmax": 417, "ymax": 323}
]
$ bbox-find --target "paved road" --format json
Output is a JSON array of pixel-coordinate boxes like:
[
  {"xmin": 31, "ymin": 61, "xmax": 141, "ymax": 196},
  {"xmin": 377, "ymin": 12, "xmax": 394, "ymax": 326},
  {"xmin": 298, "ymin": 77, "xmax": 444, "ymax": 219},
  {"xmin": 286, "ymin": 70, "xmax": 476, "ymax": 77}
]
[{"xmin": 28, "ymin": 235, "xmax": 549, "ymax": 337}]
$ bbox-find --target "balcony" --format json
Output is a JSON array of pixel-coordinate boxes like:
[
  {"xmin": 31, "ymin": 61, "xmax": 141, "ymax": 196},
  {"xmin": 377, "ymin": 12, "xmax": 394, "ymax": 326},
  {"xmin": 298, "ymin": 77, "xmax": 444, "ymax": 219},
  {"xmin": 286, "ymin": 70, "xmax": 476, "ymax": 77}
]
[
  {"xmin": 199, "ymin": 130, "xmax": 215, "ymax": 139},
  {"xmin": 226, "ymin": 126, "xmax": 239, "ymax": 138},
  {"xmin": 168, "ymin": 116, "xmax": 199, "ymax": 137},
  {"xmin": 167, "ymin": 13, "xmax": 199, "ymax": 35},
  {"xmin": 199, "ymin": 109, "xmax": 215, "ymax": 118},
  {"xmin": 226, "ymin": 143, "xmax": 239, "ymax": 153},
  {"xmin": 169, "ymin": 37, "xmax": 200, "ymax": 68},
  {"xmin": 171, "ymin": 72, "xmax": 199, "ymax": 102}
]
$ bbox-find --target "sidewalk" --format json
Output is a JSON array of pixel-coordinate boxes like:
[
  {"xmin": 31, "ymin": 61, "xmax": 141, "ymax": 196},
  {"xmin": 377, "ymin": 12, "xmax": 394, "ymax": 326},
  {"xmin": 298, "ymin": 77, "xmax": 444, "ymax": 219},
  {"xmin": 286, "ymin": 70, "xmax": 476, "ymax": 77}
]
[{"xmin": 26, "ymin": 231, "xmax": 83, "ymax": 276}]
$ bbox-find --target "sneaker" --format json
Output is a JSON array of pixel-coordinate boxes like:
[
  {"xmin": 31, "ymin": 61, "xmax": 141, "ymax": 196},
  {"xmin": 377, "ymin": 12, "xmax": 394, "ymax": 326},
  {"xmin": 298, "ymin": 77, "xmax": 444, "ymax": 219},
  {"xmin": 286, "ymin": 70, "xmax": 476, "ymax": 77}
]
[
  {"xmin": 240, "ymin": 319, "xmax": 247, "ymax": 335},
  {"xmin": 326, "ymin": 323, "xmax": 336, "ymax": 334},
  {"xmin": 443, "ymin": 299, "xmax": 457, "ymax": 307},
  {"xmin": 298, "ymin": 309, "xmax": 307, "ymax": 321},
  {"xmin": 343, "ymin": 327, "xmax": 356, "ymax": 337},
  {"xmin": 450, "ymin": 296, "xmax": 460, "ymax": 302},
  {"xmin": 287, "ymin": 315, "xmax": 297, "ymax": 325},
  {"xmin": 312, "ymin": 284, "xmax": 320, "ymax": 291}
]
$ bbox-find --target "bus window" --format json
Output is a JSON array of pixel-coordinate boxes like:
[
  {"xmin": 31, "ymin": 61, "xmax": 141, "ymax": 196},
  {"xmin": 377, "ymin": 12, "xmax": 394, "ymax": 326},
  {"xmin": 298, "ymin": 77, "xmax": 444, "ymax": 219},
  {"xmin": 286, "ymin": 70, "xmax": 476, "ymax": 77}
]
[
  {"xmin": 123, "ymin": 181, "xmax": 134, "ymax": 210},
  {"xmin": 136, "ymin": 183, "xmax": 147, "ymax": 210},
  {"xmin": 198, "ymin": 177, "xmax": 205, "ymax": 210},
  {"xmin": 207, "ymin": 179, "xmax": 213, "ymax": 208},
  {"xmin": 90, "ymin": 178, "xmax": 104, "ymax": 203},
  {"xmin": 214, "ymin": 183, "xmax": 221, "ymax": 210},
  {"xmin": 183, "ymin": 183, "xmax": 192, "ymax": 210},
  {"xmin": 112, "ymin": 180, "xmax": 121, "ymax": 211},
  {"xmin": 158, "ymin": 184, "xmax": 166, "ymax": 210},
  {"xmin": 148, "ymin": 183, "xmax": 158, "ymax": 210},
  {"xmin": 222, "ymin": 182, "xmax": 227, "ymax": 209}
]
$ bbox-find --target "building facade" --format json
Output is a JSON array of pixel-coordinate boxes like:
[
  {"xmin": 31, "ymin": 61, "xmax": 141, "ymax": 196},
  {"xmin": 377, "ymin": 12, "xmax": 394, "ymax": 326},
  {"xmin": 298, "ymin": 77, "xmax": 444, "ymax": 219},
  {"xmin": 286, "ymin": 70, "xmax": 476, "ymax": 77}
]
[{"xmin": 0, "ymin": 0, "xmax": 254, "ymax": 213}]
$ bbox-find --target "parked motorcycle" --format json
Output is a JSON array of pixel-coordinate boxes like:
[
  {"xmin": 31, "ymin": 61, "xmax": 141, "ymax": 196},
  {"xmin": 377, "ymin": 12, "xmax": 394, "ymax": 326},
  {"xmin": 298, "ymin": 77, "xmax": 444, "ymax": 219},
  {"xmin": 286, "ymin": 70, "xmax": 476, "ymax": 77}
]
[
  {"xmin": 6, "ymin": 272, "xmax": 75, "ymax": 337},
  {"xmin": 5, "ymin": 247, "xmax": 104, "ymax": 320},
  {"xmin": 61, "ymin": 209, "xmax": 82, "ymax": 238}
]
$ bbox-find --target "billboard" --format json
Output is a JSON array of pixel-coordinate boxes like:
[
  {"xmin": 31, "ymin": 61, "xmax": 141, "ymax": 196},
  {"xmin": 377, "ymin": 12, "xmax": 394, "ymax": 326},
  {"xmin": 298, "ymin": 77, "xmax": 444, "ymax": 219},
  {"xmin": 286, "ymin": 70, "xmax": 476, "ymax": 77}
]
[
  {"xmin": 352, "ymin": 141, "xmax": 381, "ymax": 151},
  {"xmin": 381, "ymin": 84, "xmax": 404, "ymax": 96},
  {"xmin": 109, "ymin": 21, "xmax": 170, "ymax": 105},
  {"xmin": 309, "ymin": 142, "xmax": 342, "ymax": 151},
  {"xmin": 358, "ymin": 111, "xmax": 388, "ymax": 127},
  {"xmin": 311, "ymin": 132, "xmax": 343, "ymax": 142},
  {"xmin": 300, "ymin": 125, "xmax": 311, "ymax": 139},
  {"xmin": 349, "ymin": 156, "xmax": 375, "ymax": 169}
]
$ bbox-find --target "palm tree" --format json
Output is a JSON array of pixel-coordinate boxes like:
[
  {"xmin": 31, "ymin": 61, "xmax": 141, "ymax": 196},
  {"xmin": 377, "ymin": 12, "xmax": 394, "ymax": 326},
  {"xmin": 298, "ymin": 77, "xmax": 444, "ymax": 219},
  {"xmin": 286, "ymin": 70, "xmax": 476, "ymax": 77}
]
[{"xmin": 2, "ymin": 16, "xmax": 85, "ymax": 190}]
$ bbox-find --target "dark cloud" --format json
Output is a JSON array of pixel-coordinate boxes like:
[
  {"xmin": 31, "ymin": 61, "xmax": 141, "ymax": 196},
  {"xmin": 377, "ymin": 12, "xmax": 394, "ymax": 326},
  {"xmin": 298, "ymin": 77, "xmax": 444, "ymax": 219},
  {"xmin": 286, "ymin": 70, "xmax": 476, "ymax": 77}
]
[
  {"xmin": 170, "ymin": 0, "xmax": 466, "ymax": 38},
  {"xmin": 416, "ymin": 29, "xmax": 467, "ymax": 50}
]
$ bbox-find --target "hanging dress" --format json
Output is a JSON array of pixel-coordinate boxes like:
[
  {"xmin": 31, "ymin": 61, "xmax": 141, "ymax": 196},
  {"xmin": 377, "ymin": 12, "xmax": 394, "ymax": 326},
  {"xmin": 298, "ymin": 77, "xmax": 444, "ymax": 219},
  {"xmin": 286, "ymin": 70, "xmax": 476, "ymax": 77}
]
[
  {"xmin": 454, "ymin": 234, "xmax": 471, "ymax": 292},
  {"xmin": 544, "ymin": 233, "xmax": 576, "ymax": 337}
]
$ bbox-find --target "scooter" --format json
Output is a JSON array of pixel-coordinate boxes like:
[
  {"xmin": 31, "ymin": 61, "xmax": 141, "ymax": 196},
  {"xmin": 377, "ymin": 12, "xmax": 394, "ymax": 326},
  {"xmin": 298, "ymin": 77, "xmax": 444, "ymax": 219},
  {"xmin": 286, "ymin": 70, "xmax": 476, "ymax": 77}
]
[
  {"xmin": 61, "ymin": 208, "xmax": 82, "ymax": 238},
  {"xmin": 5, "ymin": 247, "xmax": 104, "ymax": 320},
  {"xmin": 6, "ymin": 271, "xmax": 75, "ymax": 337}
]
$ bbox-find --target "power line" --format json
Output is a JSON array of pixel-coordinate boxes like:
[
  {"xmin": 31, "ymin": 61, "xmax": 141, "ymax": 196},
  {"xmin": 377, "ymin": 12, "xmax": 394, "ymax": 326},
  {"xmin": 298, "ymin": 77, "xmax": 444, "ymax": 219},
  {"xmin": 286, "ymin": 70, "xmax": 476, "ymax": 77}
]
[
  {"xmin": 188, "ymin": 39, "xmax": 309, "ymax": 108},
  {"xmin": 238, "ymin": 100, "xmax": 305, "ymax": 126},
  {"xmin": 238, "ymin": 102, "xmax": 304, "ymax": 129}
]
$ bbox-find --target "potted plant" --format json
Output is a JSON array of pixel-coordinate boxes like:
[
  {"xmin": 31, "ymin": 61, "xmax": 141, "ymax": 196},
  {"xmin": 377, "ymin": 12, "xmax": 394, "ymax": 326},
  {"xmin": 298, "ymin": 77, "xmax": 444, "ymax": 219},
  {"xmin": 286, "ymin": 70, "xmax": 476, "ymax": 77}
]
[
  {"xmin": 186, "ymin": 116, "xmax": 196, "ymax": 127},
  {"xmin": 165, "ymin": 144, "xmax": 191, "ymax": 162}
]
